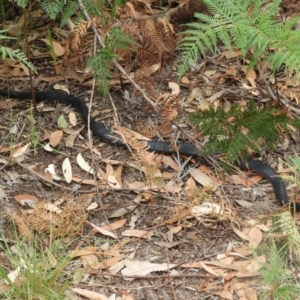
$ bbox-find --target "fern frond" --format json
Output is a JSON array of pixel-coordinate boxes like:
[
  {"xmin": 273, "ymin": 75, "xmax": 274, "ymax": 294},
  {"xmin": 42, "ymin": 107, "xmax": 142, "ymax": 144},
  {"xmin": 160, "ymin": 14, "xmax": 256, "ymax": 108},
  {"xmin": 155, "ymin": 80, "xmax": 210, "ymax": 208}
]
[
  {"xmin": 177, "ymin": 0, "xmax": 300, "ymax": 77},
  {"xmin": 86, "ymin": 49, "xmax": 117, "ymax": 98},
  {"xmin": 106, "ymin": 28, "xmax": 138, "ymax": 51},
  {"xmin": 0, "ymin": 47, "xmax": 36, "ymax": 72},
  {"xmin": 40, "ymin": 0, "xmax": 65, "ymax": 20},
  {"xmin": 260, "ymin": 240, "xmax": 285, "ymax": 283},
  {"xmin": 83, "ymin": 0, "xmax": 105, "ymax": 16},
  {"xmin": 60, "ymin": 0, "xmax": 79, "ymax": 27},
  {"xmin": 0, "ymin": 29, "xmax": 15, "ymax": 40},
  {"xmin": 190, "ymin": 101, "xmax": 292, "ymax": 162},
  {"xmin": 258, "ymin": 216, "xmax": 300, "ymax": 299},
  {"xmin": 273, "ymin": 211, "xmax": 300, "ymax": 251},
  {"xmin": 15, "ymin": 0, "xmax": 28, "ymax": 8},
  {"xmin": 260, "ymin": 238, "xmax": 300, "ymax": 300}
]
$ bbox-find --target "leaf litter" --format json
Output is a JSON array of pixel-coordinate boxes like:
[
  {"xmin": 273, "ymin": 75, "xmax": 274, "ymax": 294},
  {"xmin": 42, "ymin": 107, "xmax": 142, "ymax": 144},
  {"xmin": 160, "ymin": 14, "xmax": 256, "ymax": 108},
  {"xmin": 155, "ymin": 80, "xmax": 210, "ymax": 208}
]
[{"xmin": 0, "ymin": 1, "xmax": 298, "ymax": 299}]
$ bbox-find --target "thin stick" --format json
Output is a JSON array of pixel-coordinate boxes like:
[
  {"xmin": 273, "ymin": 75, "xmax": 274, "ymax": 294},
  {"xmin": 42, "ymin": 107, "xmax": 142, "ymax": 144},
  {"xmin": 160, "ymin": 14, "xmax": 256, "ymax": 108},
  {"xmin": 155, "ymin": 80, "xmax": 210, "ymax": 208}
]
[{"xmin": 89, "ymin": 272, "xmax": 220, "ymax": 279}]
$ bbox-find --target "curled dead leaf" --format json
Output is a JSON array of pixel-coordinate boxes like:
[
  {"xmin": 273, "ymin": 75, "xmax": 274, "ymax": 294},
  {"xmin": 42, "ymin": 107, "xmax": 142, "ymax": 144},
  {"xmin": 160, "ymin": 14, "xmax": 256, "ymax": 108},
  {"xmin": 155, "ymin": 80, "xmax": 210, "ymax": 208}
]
[
  {"xmin": 14, "ymin": 194, "xmax": 39, "ymax": 208},
  {"xmin": 62, "ymin": 157, "xmax": 72, "ymax": 183},
  {"xmin": 41, "ymin": 39, "xmax": 65, "ymax": 56},
  {"xmin": 49, "ymin": 130, "xmax": 63, "ymax": 147}
]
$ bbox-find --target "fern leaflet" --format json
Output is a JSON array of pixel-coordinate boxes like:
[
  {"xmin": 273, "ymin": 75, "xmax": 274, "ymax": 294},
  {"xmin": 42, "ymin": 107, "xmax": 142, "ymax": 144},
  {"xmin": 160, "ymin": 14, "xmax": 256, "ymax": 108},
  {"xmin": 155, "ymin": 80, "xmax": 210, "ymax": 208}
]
[
  {"xmin": 178, "ymin": 0, "xmax": 300, "ymax": 77},
  {"xmin": 190, "ymin": 101, "xmax": 297, "ymax": 162}
]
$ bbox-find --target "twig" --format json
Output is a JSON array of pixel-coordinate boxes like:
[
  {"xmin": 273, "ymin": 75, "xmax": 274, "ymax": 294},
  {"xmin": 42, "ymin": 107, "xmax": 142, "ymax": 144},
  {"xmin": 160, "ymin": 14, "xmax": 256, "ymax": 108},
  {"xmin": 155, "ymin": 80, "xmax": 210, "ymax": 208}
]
[
  {"xmin": 24, "ymin": 6, "xmax": 37, "ymax": 113},
  {"xmin": 108, "ymin": 92, "xmax": 120, "ymax": 125},
  {"xmin": 89, "ymin": 272, "xmax": 219, "ymax": 279}
]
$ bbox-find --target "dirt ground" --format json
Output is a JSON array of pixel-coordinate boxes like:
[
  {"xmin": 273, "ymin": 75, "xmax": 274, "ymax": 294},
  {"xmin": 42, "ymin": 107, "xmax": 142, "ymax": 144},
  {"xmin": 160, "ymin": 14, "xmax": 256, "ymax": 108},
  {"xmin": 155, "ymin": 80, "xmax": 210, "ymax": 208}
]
[{"xmin": 0, "ymin": 1, "xmax": 300, "ymax": 299}]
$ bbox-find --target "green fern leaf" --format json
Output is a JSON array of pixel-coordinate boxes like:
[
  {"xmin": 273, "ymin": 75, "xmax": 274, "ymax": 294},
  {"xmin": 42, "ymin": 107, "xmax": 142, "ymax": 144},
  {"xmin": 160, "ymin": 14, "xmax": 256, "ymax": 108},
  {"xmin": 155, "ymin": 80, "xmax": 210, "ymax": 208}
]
[
  {"xmin": 177, "ymin": 0, "xmax": 300, "ymax": 77},
  {"xmin": 41, "ymin": 0, "xmax": 65, "ymax": 20},
  {"xmin": 190, "ymin": 101, "xmax": 292, "ymax": 162},
  {"xmin": 60, "ymin": 1, "xmax": 79, "ymax": 27},
  {"xmin": 86, "ymin": 49, "xmax": 117, "ymax": 98},
  {"xmin": 15, "ymin": 0, "xmax": 28, "ymax": 8},
  {"xmin": 0, "ymin": 47, "xmax": 36, "ymax": 73}
]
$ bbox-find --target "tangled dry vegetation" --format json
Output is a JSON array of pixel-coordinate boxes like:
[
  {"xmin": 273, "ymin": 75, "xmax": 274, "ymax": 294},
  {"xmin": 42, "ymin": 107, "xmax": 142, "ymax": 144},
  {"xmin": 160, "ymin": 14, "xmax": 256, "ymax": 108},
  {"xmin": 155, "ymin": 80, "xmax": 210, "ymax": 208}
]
[{"xmin": 65, "ymin": 0, "xmax": 205, "ymax": 87}]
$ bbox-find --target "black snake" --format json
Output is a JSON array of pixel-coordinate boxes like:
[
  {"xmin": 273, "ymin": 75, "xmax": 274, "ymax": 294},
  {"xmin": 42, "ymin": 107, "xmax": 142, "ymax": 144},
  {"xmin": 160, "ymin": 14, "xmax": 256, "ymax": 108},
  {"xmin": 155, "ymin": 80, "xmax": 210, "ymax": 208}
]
[{"xmin": 0, "ymin": 89, "xmax": 298, "ymax": 211}]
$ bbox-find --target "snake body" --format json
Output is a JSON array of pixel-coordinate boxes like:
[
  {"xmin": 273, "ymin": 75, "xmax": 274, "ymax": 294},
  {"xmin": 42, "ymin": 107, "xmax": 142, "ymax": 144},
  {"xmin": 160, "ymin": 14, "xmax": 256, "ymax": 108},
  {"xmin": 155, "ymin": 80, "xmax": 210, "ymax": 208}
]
[{"xmin": 0, "ymin": 89, "xmax": 298, "ymax": 211}]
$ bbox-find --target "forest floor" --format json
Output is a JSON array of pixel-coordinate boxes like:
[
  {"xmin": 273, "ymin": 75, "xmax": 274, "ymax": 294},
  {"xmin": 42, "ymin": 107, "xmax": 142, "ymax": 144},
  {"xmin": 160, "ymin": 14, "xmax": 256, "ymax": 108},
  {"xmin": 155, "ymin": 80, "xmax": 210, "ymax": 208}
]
[{"xmin": 0, "ymin": 0, "xmax": 300, "ymax": 299}]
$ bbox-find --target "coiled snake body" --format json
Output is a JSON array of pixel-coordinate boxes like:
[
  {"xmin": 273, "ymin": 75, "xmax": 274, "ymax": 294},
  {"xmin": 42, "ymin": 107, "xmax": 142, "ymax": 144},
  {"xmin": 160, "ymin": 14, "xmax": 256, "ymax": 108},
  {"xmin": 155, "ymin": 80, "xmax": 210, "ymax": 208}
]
[{"xmin": 0, "ymin": 89, "xmax": 298, "ymax": 211}]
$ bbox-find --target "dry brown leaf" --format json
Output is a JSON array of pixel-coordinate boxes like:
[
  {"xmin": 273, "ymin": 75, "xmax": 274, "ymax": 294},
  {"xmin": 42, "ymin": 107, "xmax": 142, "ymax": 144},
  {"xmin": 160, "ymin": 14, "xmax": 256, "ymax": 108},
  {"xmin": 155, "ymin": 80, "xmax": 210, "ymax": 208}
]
[
  {"xmin": 119, "ymin": 290, "xmax": 134, "ymax": 300},
  {"xmin": 72, "ymin": 176, "xmax": 103, "ymax": 186},
  {"xmin": 11, "ymin": 143, "xmax": 30, "ymax": 159},
  {"xmin": 186, "ymin": 87, "xmax": 203, "ymax": 103},
  {"xmin": 81, "ymin": 254, "xmax": 98, "ymax": 268},
  {"xmin": 0, "ymin": 283, "xmax": 11, "ymax": 294},
  {"xmin": 231, "ymin": 225, "xmax": 250, "ymax": 241},
  {"xmin": 206, "ymin": 91, "xmax": 225, "ymax": 103},
  {"xmin": 69, "ymin": 247, "xmax": 99, "ymax": 258},
  {"xmin": 190, "ymin": 168, "xmax": 214, "ymax": 187},
  {"xmin": 20, "ymin": 62, "xmax": 29, "ymax": 76},
  {"xmin": 163, "ymin": 180, "xmax": 183, "ymax": 193},
  {"xmin": 121, "ymin": 260, "xmax": 177, "ymax": 276},
  {"xmin": 88, "ymin": 222, "xmax": 118, "ymax": 239},
  {"xmin": 108, "ymin": 205, "xmax": 138, "ymax": 218},
  {"xmin": 0, "ymin": 188, "xmax": 6, "ymax": 198},
  {"xmin": 0, "ymin": 100, "xmax": 19, "ymax": 110},
  {"xmin": 154, "ymin": 241, "xmax": 184, "ymax": 248},
  {"xmin": 11, "ymin": 213, "xmax": 32, "ymax": 242},
  {"xmin": 168, "ymin": 81, "xmax": 180, "ymax": 95},
  {"xmin": 49, "ymin": 130, "xmax": 63, "ymax": 147},
  {"xmin": 77, "ymin": 153, "xmax": 94, "ymax": 174},
  {"xmin": 100, "ymin": 219, "xmax": 127, "ymax": 231},
  {"xmin": 245, "ymin": 287, "xmax": 258, "ymax": 300},
  {"xmin": 181, "ymin": 76, "xmax": 190, "ymax": 84},
  {"xmin": 40, "ymin": 127, "xmax": 50, "ymax": 141},
  {"xmin": 186, "ymin": 177, "xmax": 196, "ymax": 198},
  {"xmin": 222, "ymin": 50, "xmax": 242, "ymax": 59},
  {"xmin": 62, "ymin": 157, "xmax": 72, "ymax": 183},
  {"xmin": 115, "ymin": 164, "xmax": 123, "ymax": 186},
  {"xmin": 122, "ymin": 229, "xmax": 153, "ymax": 239},
  {"xmin": 41, "ymin": 39, "xmax": 65, "ymax": 56},
  {"xmin": 214, "ymin": 290, "xmax": 233, "ymax": 300},
  {"xmin": 200, "ymin": 262, "xmax": 226, "ymax": 277},
  {"xmin": 248, "ymin": 227, "xmax": 263, "ymax": 249},
  {"xmin": 126, "ymin": 162, "xmax": 161, "ymax": 177},
  {"xmin": 86, "ymin": 202, "xmax": 98, "ymax": 211},
  {"xmin": 45, "ymin": 164, "xmax": 61, "ymax": 180},
  {"xmin": 14, "ymin": 194, "xmax": 39, "ymax": 208},
  {"xmin": 7, "ymin": 266, "xmax": 20, "ymax": 283},
  {"xmin": 241, "ymin": 66, "xmax": 257, "ymax": 80},
  {"xmin": 230, "ymin": 174, "xmax": 262, "ymax": 187},
  {"xmin": 166, "ymin": 225, "xmax": 182, "ymax": 240},
  {"xmin": 97, "ymin": 256, "xmax": 124, "ymax": 269},
  {"xmin": 233, "ymin": 246, "xmax": 253, "ymax": 257},
  {"xmin": 69, "ymin": 111, "xmax": 77, "ymax": 126},
  {"xmin": 48, "ymin": 253, "xmax": 57, "ymax": 268},
  {"xmin": 181, "ymin": 262, "xmax": 204, "ymax": 268},
  {"xmin": 12, "ymin": 68, "xmax": 21, "ymax": 76},
  {"xmin": 245, "ymin": 255, "xmax": 266, "ymax": 273},
  {"xmin": 106, "ymin": 164, "xmax": 122, "ymax": 189},
  {"xmin": 72, "ymin": 288, "xmax": 109, "ymax": 300},
  {"xmin": 161, "ymin": 155, "xmax": 179, "ymax": 171}
]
